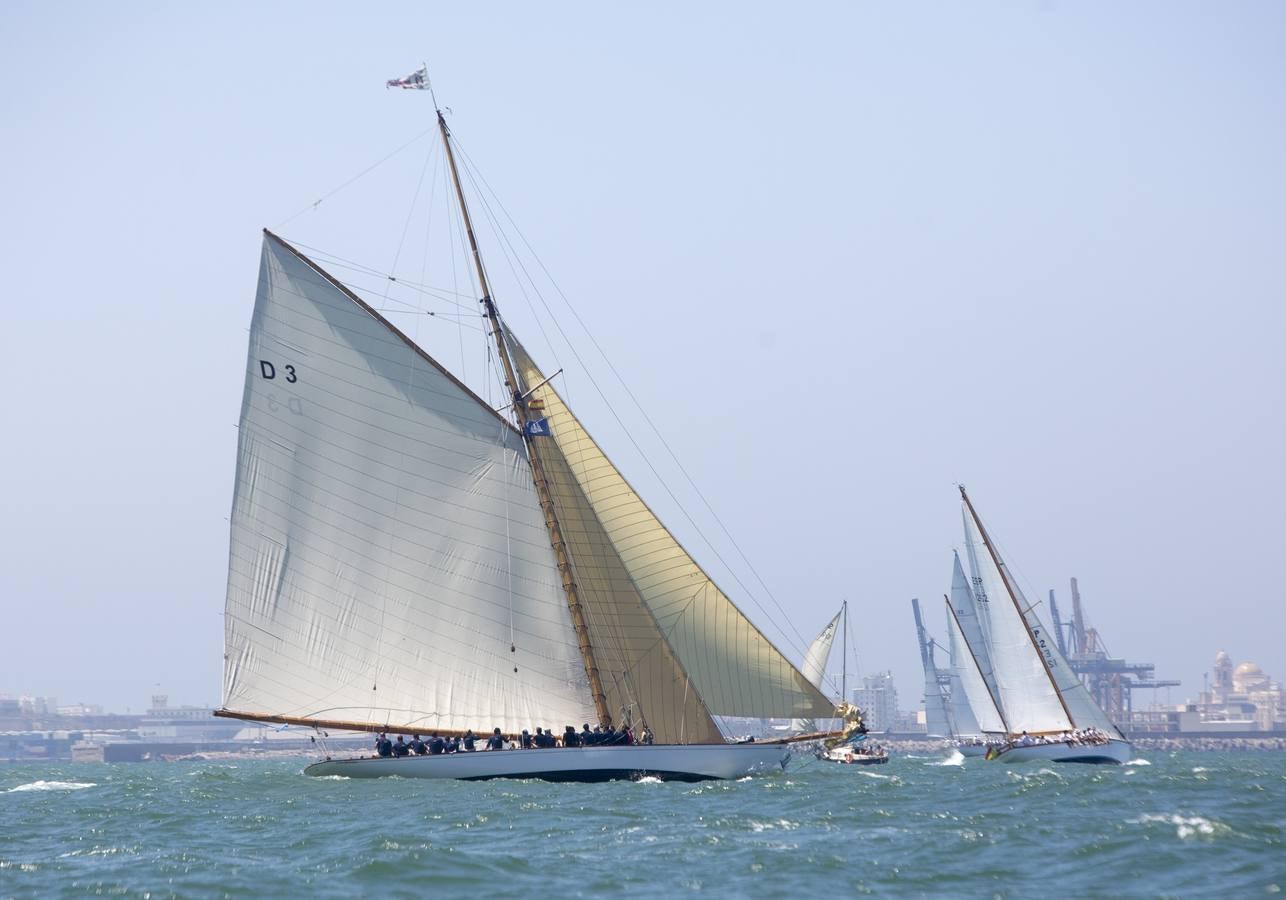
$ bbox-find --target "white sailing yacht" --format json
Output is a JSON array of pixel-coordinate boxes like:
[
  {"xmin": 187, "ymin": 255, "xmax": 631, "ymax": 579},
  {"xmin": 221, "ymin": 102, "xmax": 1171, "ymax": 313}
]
[
  {"xmin": 212, "ymin": 83, "xmax": 841, "ymax": 781},
  {"xmin": 795, "ymin": 604, "xmax": 887, "ymax": 765},
  {"xmin": 956, "ymin": 487, "xmax": 1131, "ymax": 764}
]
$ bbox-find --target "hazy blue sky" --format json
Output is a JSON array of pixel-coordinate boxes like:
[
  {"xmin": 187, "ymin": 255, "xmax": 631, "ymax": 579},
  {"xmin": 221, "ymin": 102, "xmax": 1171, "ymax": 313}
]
[{"xmin": 2, "ymin": 2, "xmax": 1282, "ymax": 715}]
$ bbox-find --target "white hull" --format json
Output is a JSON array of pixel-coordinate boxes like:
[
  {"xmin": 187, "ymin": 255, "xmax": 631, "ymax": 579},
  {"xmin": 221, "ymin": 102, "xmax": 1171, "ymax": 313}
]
[
  {"xmin": 990, "ymin": 738, "xmax": 1131, "ymax": 765},
  {"xmin": 304, "ymin": 743, "xmax": 790, "ymax": 782},
  {"xmin": 956, "ymin": 744, "xmax": 990, "ymax": 758}
]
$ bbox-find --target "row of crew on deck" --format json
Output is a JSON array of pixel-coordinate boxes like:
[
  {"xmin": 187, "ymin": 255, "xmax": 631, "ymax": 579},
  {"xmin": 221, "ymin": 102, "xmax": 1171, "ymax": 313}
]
[{"xmin": 374, "ymin": 723, "xmax": 655, "ymax": 758}]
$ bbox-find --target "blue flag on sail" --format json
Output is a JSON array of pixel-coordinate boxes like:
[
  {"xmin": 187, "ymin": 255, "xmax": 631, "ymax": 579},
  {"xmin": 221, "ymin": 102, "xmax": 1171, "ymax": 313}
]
[{"xmin": 524, "ymin": 417, "xmax": 551, "ymax": 437}]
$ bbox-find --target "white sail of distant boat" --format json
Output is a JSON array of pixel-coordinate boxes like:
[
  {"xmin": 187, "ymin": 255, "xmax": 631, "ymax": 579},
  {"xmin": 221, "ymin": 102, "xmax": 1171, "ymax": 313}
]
[
  {"xmin": 946, "ymin": 552, "xmax": 1006, "ymax": 735},
  {"xmin": 957, "ymin": 487, "xmax": 1130, "ymax": 764},
  {"xmin": 802, "ymin": 608, "xmax": 843, "ymax": 691},
  {"xmin": 944, "ymin": 603, "xmax": 981, "ymax": 737},
  {"xmin": 215, "ymin": 80, "xmax": 846, "ymax": 781},
  {"xmin": 806, "ymin": 601, "xmax": 887, "ymax": 765},
  {"xmin": 944, "ymin": 600, "xmax": 1005, "ymax": 736},
  {"xmin": 960, "ymin": 508, "xmax": 995, "ymax": 650},
  {"xmin": 792, "ymin": 605, "xmax": 843, "ymax": 733},
  {"xmin": 911, "ymin": 598, "xmax": 952, "ymax": 737}
]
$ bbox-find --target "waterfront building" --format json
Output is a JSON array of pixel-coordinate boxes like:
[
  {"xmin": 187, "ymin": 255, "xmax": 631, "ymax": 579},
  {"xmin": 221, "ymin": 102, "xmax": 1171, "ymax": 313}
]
[{"xmin": 852, "ymin": 671, "xmax": 898, "ymax": 732}]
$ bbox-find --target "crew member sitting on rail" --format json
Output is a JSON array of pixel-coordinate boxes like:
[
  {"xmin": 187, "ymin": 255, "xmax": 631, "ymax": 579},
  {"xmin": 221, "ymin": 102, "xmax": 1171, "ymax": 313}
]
[
  {"xmin": 462, "ymin": 730, "xmax": 476, "ymax": 751},
  {"xmin": 563, "ymin": 725, "xmax": 580, "ymax": 747},
  {"xmin": 409, "ymin": 735, "xmax": 426, "ymax": 755},
  {"xmin": 429, "ymin": 734, "xmax": 446, "ymax": 755},
  {"xmin": 392, "ymin": 736, "xmax": 410, "ymax": 757},
  {"xmin": 376, "ymin": 733, "xmax": 393, "ymax": 757},
  {"xmin": 486, "ymin": 727, "xmax": 505, "ymax": 750}
]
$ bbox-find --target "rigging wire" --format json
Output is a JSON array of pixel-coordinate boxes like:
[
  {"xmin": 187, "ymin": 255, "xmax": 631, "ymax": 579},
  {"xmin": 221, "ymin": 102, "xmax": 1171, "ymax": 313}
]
[
  {"xmin": 282, "ymin": 240, "xmax": 480, "ymax": 312},
  {"xmin": 276, "ymin": 125, "xmax": 438, "ymax": 228},
  {"xmin": 452, "ymin": 138, "xmax": 814, "ymax": 659}
]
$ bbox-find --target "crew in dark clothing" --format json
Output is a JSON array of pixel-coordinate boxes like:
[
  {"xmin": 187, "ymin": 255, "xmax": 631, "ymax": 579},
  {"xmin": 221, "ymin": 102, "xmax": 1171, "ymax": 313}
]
[
  {"xmin": 535, "ymin": 728, "xmax": 551, "ymax": 748},
  {"xmin": 486, "ymin": 727, "xmax": 505, "ymax": 750},
  {"xmin": 620, "ymin": 725, "xmax": 634, "ymax": 745},
  {"xmin": 409, "ymin": 735, "xmax": 426, "ymax": 755},
  {"xmin": 520, "ymin": 730, "xmax": 533, "ymax": 749},
  {"xmin": 429, "ymin": 734, "xmax": 446, "ymax": 755},
  {"xmin": 581, "ymin": 724, "xmax": 595, "ymax": 746},
  {"xmin": 376, "ymin": 733, "xmax": 393, "ymax": 757},
  {"xmin": 463, "ymin": 730, "xmax": 476, "ymax": 752},
  {"xmin": 393, "ymin": 736, "xmax": 410, "ymax": 757},
  {"xmin": 563, "ymin": 725, "xmax": 580, "ymax": 747}
]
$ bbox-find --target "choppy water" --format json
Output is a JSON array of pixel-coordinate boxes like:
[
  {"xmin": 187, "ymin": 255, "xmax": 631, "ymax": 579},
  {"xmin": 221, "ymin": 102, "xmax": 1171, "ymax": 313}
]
[{"xmin": 2, "ymin": 751, "xmax": 1283, "ymax": 896}]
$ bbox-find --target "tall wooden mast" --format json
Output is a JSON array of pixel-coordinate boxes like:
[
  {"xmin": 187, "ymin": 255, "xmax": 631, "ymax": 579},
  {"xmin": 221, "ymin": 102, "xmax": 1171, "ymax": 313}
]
[
  {"xmin": 959, "ymin": 485, "xmax": 1076, "ymax": 729},
  {"xmin": 435, "ymin": 106, "xmax": 612, "ymax": 728}
]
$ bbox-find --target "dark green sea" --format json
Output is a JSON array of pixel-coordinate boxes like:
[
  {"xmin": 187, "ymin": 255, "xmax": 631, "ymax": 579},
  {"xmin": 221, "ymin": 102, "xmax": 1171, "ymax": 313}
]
[{"xmin": 2, "ymin": 751, "xmax": 1283, "ymax": 897}]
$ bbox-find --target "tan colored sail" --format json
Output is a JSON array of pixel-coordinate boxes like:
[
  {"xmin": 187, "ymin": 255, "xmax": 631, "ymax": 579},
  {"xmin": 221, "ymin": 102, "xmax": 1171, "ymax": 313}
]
[
  {"xmin": 526, "ymin": 413, "xmax": 725, "ymax": 744},
  {"xmin": 508, "ymin": 337, "xmax": 835, "ymax": 727}
]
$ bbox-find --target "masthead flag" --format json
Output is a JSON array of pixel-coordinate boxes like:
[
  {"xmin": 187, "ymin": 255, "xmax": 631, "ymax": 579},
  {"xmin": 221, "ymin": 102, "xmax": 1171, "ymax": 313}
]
[{"xmin": 386, "ymin": 65, "xmax": 429, "ymax": 90}]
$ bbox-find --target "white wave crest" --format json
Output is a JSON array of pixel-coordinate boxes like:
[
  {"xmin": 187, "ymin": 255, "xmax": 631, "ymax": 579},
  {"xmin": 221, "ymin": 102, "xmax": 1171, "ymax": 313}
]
[
  {"xmin": 1124, "ymin": 758, "xmax": 1151, "ymax": 766},
  {"xmin": 7, "ymin": 780, "xmax": 97, "ymax": 793},
  {"xmin": 930, "ymin": 750, "xmax": 965, "ymax": 767},
  {"xmin": 1131, "ymin": 813, "xmax": 1224, "ymax": 840},
  {"xmin": 634, "ymin": 775, "xmax": 663, "ymax": 785}
]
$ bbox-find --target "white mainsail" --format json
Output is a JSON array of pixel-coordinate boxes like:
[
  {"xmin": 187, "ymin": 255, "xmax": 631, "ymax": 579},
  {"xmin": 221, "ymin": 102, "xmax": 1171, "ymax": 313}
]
[
  {"xmin": 943, "ymin": 606, "xmax": 980, "ymax": 736},
  {"xmin": 961, "ymin": 508, "xmax": 995, "ymax": 650},
  {"xmin": 947, "ymin": 551, "xmax": 1006, "ymax": 733},
  {"xmin": 1004, "ymin": 582, "xmax": 1122, "ymax": 737},
  {"xmin": 801, "ymin": 609, "xmax": 842, "ymax": 691},
  {"xmin": 920, "ymin": 644, "xmax": 953, "ymax": 738},
  {"xmin": 961, "ymin": 496, "xmax": 1072, "ymax": 734},
  {"xmin": 792, "ymin": 607, "xmax": 843, "ymax": 732},
  {"xmin": 222, "ymin": 233, "xmax": 597, "ymax": 735}
]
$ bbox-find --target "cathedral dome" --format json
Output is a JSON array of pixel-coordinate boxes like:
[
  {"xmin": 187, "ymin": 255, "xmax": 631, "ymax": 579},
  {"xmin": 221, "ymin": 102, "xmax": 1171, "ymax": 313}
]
[{"xmin": 1233, "ymin": 661, "xmax": 1268, "ymax": 693}]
